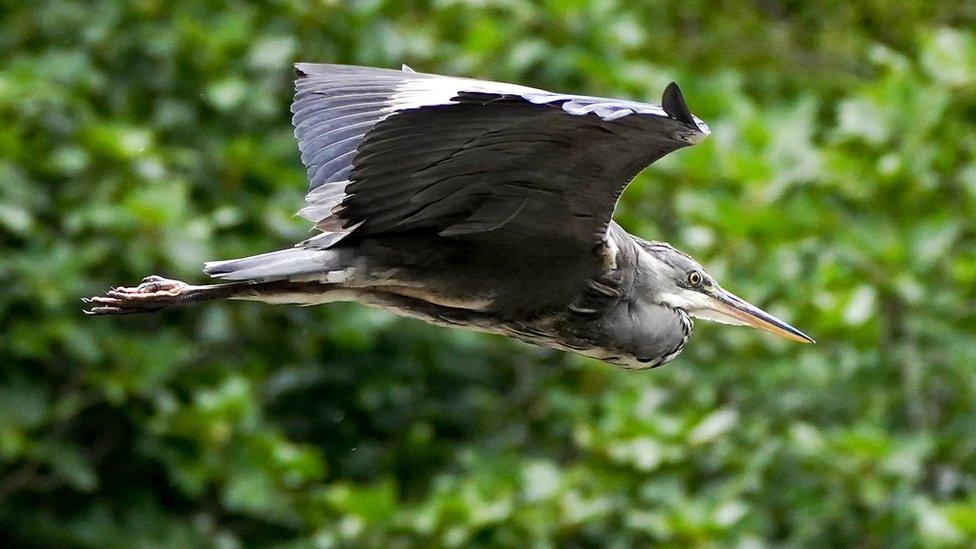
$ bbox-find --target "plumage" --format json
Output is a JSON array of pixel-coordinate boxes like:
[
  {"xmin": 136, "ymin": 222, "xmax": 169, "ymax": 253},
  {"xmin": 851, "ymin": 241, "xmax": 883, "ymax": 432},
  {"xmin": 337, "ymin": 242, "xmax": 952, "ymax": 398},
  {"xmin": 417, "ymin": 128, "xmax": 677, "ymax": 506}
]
[{"xmin": 85, "ymin": 63, "xmax": 814, "ymax": 367}]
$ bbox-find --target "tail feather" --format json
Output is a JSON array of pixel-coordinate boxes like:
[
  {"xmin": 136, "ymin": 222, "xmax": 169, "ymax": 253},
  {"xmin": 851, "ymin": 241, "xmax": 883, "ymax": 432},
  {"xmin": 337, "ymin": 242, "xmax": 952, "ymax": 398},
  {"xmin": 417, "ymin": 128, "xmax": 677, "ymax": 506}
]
[{"xmin": 203, "ymin": 247, "xmax": 343, "ymax": 282}]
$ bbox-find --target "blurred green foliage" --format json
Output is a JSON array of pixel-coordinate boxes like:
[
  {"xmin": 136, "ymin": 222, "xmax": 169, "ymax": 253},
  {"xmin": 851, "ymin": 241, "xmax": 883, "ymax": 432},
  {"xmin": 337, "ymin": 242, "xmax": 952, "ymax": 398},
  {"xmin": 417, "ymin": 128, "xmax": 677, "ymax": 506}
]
[{"xmin": 2, "ymin": 0, "xmax": 976, "ymax": 546}]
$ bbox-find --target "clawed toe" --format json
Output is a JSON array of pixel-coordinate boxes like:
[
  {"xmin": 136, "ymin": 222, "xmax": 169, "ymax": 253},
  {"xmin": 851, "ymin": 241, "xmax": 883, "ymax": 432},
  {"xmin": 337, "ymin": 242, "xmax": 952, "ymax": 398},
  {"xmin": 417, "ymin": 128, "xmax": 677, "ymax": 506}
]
[
  {"xmin": 110, "ymin": 276, "xmax": 187, "ymax": 296},
  {"xmin": 82, "ymin": 275, "xmax": 191, "ymax": 315}
]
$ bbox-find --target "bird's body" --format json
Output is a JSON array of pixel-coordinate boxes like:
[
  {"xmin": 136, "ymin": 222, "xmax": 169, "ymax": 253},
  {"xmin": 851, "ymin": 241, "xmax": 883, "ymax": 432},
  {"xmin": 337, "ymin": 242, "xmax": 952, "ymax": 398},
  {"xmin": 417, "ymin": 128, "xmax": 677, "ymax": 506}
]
[
  {"xmin": 219, "ymin": 222, "xmax": 692, "ymax": 368},
  {"xmin": 85, "ymin": 64, "xmax": 812, "ymax": 366}
]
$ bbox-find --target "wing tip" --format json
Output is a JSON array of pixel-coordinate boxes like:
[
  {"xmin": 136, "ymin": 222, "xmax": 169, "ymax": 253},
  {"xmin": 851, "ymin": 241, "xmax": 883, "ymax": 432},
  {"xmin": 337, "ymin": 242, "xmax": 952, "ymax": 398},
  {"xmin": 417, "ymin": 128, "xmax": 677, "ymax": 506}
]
[
  {"xmin": 662, "ymin": 81, "xmax": 710, "ymax": 141},
  {"xmin": 662, "ymin": 82, "xmax": 695, "ymax": 125}
]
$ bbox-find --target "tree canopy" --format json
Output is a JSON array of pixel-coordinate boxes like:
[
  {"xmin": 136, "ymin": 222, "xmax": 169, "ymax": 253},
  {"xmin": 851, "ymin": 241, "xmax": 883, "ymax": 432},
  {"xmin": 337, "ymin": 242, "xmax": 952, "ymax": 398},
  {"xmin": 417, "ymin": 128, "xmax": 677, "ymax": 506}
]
[{"xmin": 1, "ymin": 1, "xmax": 975, "ymax": 546}]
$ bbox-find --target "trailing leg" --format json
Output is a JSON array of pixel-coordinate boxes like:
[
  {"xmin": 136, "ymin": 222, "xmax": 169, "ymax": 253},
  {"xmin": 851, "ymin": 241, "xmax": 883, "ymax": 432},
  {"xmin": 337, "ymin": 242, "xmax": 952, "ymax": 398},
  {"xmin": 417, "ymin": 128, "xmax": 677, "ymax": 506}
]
[
  {"xmin": 83, "ymin": 276, "xmax": 345, "ymax": 315},
  {"xmin": 83, "ymin": 275, "xmax": 256, "ymax": 315}
]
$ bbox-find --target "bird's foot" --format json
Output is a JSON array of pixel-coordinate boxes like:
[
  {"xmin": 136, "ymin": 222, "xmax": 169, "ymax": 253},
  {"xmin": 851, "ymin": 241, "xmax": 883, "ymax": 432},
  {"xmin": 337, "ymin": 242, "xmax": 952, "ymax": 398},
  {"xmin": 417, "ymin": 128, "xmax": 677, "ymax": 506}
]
[{"xmin": 83, "ymin": 275, "xmax": 190, "ymax": 315}]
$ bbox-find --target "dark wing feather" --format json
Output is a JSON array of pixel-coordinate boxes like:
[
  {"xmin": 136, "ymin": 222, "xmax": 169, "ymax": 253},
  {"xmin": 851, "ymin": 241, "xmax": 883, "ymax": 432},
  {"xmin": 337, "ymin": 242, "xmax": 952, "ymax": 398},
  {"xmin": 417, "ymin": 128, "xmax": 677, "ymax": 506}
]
[{"xmin": 289, "ymin": 63, "xmax": 710, "ymax": 253}]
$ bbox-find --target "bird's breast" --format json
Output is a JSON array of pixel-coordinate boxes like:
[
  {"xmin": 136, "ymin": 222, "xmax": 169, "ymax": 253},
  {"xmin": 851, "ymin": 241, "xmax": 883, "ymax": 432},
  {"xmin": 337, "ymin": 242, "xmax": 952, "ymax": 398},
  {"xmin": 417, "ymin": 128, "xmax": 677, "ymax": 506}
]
[{"xmin": 550, "ymin": 299, "xmax": 694, "ymax": 369}]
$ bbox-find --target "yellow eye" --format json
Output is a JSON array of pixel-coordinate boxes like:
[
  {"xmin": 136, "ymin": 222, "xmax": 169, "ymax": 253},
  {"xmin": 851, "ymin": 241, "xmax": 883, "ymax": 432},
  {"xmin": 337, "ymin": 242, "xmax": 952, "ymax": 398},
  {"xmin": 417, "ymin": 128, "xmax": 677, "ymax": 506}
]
[{"xmin": 688, "ymin": 271, "xmax": 703, "ymax": 286}]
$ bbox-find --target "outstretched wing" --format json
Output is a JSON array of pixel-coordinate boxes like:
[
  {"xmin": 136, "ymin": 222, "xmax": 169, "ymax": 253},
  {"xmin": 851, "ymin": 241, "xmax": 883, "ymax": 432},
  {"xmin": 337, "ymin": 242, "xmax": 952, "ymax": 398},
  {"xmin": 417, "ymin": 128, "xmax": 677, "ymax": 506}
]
[{"xmin": 291, "ymin": 63, "xmax": 709, "ymax": 253}]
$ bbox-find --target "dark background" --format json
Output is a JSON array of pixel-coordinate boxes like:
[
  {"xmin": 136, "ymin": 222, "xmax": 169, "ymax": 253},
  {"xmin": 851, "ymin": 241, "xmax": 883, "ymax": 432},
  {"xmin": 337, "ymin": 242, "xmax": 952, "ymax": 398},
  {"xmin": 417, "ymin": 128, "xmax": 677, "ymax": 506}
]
[{"xmin": 2, "ymin": 0, "xmax": 975, "ymax": 546}]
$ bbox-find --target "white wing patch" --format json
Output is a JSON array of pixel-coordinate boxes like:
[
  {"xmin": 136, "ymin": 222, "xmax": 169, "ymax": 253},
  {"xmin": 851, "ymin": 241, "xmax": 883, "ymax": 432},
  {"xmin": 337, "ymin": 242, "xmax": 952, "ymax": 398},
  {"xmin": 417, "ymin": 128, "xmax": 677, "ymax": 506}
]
[
  {"xmin": 389, "ymin": 73, "xmax": 711, "ymax": 135},
  {"xmin": 390, "ymin": 76, "xmax": 545, "ymax": 111}
]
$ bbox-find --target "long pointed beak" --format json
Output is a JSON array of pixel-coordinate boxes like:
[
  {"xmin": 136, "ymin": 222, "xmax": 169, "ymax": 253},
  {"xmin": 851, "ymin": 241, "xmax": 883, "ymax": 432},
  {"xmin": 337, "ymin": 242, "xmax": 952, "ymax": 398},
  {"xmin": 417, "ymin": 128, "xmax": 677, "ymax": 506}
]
[{"xmin": 704, "ymin": 289, "xmax": 815, "ymax": 344}]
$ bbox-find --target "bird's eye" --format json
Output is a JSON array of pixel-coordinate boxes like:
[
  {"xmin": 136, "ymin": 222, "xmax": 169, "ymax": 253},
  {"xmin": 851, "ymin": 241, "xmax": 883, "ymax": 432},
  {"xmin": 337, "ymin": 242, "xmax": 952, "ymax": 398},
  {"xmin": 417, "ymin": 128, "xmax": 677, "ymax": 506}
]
[{"xmin": 688, "ymin": 271, "xmax": 703, "ymax": 286}]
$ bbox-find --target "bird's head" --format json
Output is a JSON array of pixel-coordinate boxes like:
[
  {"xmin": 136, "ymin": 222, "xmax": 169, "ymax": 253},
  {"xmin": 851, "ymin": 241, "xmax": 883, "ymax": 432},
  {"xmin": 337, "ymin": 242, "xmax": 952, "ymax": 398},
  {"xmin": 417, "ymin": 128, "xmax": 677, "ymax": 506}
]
[{"xmin": 637, "ymin": 242, "xmax": 814, "ymax": 344}]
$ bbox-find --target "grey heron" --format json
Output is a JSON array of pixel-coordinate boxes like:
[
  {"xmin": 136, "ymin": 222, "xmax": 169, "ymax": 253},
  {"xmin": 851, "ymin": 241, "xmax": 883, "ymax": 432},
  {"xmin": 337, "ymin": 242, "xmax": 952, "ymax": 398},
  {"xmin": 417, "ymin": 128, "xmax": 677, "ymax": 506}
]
[{"xmin": 84, "ymin": 63, "xmax": 813, "ymax": 368}]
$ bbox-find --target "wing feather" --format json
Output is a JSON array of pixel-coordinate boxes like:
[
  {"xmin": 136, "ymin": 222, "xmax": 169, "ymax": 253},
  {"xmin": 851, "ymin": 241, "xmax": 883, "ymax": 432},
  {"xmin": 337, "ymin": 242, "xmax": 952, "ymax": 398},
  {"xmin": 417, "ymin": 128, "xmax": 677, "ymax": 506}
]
[{"xmin": 288, "ymin": 63, "xmax": 710, "ymax": 254}]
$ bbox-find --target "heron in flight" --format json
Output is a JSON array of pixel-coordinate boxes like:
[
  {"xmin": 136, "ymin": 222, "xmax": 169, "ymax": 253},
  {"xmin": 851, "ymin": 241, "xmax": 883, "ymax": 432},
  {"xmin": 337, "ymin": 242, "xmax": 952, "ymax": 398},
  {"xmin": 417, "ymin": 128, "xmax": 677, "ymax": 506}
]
[{"xmin": 85, "ymin": 64, "xmax": 813, "ymax": 368}]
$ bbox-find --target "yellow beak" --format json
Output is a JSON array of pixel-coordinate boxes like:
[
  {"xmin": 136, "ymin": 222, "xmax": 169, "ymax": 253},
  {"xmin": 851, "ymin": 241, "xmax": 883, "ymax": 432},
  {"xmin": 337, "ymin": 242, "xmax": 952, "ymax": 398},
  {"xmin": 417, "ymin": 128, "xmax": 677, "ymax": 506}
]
[{"xmin": 704, "ymin": 289, "xmax": 815, "ymax": 344}]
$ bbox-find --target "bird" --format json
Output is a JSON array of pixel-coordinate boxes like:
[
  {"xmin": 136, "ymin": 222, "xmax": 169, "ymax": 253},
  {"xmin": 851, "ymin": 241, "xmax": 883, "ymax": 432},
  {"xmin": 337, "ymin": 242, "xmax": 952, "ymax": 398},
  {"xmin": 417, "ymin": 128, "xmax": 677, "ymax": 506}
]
[{"xmin": 84, "ymin": 63, "xmax": 813, "ymax": 368}]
